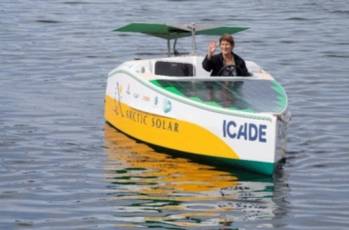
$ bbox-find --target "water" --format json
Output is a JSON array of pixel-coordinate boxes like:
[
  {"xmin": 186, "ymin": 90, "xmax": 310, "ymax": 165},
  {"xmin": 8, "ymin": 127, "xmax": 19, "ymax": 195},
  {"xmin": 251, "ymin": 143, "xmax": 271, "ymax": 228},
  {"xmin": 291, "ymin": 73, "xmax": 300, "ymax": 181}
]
[{"xmin": 1, "ymin": 0, "xmax": 349, "ymax": 229}]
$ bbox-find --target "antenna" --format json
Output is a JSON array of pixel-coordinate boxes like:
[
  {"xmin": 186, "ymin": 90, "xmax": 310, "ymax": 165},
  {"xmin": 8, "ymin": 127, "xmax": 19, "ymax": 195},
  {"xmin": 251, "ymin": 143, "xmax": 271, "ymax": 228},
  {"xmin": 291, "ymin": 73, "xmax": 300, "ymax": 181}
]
[
  {"xmin": 187, "ymin": 23, "xmax": 197, "ymax": 55},
  {"xmin": 167, "ymin": 39, "xmax": 171, "ymax": 56}
]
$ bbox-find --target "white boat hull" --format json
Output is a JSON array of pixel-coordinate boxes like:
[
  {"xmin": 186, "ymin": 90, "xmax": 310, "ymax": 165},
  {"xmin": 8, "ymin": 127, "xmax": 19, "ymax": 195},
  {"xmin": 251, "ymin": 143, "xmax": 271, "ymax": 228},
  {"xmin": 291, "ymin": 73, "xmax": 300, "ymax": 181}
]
[{"xmin": 105, "ymin": 60, "xmax": 288, "ymax": 175}]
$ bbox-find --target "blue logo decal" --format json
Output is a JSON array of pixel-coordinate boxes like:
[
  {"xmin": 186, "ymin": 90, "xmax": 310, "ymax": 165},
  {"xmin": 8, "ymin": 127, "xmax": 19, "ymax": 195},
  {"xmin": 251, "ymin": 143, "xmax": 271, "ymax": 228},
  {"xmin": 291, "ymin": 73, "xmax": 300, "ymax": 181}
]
[
  {"xmin": 163, "ymin": 99, "xmax": 172, "ymax": 113},
  {"xmin": 222, "ymin": 120, "xmax": 267, "ymax": 143}
]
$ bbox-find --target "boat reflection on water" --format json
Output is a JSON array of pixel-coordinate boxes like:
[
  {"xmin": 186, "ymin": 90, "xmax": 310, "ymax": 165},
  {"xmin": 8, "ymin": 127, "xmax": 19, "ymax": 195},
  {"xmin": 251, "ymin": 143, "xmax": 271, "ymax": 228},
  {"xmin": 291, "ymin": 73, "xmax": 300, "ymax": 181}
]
[{"xmin": 103, "ymin": 124, "xmax": 287, "ymax": 229}]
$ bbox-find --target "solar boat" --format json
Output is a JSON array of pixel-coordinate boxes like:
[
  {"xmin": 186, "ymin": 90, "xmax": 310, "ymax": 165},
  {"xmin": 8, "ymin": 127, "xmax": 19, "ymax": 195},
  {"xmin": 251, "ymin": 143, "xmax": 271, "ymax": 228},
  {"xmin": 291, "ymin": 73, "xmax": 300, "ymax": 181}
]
[{"xmin": 104, "ymin": 23, "xmax": 290, "ymax": 175}]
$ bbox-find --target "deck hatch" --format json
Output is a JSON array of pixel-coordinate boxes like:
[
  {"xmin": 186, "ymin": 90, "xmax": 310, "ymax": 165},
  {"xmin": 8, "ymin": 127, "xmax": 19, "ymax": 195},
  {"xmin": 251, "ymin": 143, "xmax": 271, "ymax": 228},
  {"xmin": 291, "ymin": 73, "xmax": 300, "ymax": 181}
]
[{"xmin": 155, "ymin": 61, "xmax": 195, "ymax": 77}]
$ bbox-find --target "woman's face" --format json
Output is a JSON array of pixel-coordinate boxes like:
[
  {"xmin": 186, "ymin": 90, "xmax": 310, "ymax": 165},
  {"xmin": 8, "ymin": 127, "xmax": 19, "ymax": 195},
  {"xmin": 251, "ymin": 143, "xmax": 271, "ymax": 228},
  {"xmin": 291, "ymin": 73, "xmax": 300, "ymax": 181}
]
[{"xmin": 220, "ymin": 40, "xmax": 233, "ymax": 55}]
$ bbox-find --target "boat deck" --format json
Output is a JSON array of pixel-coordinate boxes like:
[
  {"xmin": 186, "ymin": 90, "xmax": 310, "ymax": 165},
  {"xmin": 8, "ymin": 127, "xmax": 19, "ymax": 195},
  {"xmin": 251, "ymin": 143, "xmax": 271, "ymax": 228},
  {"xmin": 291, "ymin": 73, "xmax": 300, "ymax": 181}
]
[{"xmin": 151, "ymin": 78, "xmax": 287, "ymax": 114}]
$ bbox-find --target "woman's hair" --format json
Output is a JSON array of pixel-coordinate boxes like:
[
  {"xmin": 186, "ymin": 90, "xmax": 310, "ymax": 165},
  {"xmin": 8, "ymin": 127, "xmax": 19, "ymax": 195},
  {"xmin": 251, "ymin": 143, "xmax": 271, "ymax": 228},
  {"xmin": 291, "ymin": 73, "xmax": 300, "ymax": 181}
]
[{"xmin": 219, "ymin": 34, "xmax": 235, "ymax": 47}]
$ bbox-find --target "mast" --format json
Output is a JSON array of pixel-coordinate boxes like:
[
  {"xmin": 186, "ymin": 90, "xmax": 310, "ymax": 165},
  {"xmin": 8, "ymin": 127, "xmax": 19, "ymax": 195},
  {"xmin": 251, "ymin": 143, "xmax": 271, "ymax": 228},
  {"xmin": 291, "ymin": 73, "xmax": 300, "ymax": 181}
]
[
  {"xmin": 187, "ymin": 23, "xmax": 197, "ymax": 55},
  {"xmin": 167, "ymin": 39, "xmax": 171, "ymax": 56}
]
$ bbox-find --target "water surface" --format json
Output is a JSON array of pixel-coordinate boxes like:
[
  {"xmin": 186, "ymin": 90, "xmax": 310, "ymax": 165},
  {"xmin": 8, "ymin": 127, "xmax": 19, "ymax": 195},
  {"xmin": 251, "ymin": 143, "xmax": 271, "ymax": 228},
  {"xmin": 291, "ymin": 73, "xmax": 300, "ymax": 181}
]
[{"xmin": 1, "ymin": 0, "xmax": 349, "ymax": 229}]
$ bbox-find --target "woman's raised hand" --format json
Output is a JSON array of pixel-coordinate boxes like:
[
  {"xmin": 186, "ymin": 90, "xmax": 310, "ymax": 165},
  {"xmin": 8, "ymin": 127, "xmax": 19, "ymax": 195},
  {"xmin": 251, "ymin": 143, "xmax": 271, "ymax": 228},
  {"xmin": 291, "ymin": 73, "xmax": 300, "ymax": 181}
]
[{"xmin": 208, "ymin": 40, "xmax": 216, "ymax": 58}]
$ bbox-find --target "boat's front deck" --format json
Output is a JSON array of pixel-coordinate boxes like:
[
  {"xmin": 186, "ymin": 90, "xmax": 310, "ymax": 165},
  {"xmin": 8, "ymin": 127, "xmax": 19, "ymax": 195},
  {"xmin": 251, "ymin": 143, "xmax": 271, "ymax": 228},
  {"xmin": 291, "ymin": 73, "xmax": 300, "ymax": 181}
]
[
  {"xmin": 109, "ymin": 55, "xmax": 287, "ymax": 115},
  {"xmin": 151, "ymin": 79, "xmax": 287, "ymax": 114}
]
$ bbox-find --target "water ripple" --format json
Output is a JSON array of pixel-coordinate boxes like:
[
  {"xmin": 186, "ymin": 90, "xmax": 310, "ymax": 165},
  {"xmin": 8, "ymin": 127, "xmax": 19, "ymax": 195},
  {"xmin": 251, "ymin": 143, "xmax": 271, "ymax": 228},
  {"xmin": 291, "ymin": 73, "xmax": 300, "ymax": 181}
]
[{"xmin": 1, "ymin": 0, "xmax": 348, "ymax": 229}]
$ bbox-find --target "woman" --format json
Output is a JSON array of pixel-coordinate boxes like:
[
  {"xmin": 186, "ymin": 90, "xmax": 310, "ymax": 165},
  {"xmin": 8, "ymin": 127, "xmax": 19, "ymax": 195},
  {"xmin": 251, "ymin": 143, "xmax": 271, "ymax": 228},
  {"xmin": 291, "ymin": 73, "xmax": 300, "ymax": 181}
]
[{"xmin": 202, "ymin": 34, "xmax": 250, "ymax": 76}]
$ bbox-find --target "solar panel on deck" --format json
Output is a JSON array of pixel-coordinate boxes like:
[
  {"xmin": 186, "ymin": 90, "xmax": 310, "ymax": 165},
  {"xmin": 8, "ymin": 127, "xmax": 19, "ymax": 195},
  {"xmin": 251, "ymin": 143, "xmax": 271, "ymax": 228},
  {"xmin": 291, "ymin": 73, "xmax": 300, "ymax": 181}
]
[{"xmin": 151, "ymin": 79, "xmax": 287, "ymax": 114}]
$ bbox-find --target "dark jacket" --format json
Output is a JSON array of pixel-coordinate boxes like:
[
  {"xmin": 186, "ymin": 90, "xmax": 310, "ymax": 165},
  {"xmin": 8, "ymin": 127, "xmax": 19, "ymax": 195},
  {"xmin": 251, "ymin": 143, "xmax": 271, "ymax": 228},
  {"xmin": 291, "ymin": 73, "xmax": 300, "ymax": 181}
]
[{"xmin": 202, "ymin": 52, "xmax": 250, "ymax": 76}]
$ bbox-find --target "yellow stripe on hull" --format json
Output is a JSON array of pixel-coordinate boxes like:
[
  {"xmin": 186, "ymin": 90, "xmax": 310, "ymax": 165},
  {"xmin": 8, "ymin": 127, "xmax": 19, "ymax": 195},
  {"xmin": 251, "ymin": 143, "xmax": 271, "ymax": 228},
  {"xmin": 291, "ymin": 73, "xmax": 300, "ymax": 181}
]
[{"xmin": 105, "ymin": 95, "xmax": 239, "ymax": 160}]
